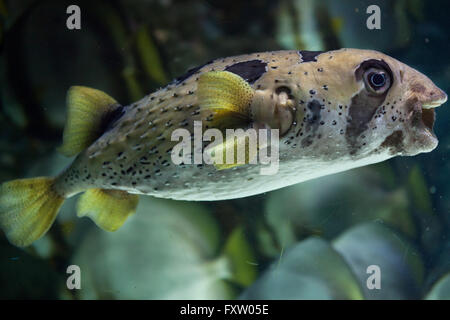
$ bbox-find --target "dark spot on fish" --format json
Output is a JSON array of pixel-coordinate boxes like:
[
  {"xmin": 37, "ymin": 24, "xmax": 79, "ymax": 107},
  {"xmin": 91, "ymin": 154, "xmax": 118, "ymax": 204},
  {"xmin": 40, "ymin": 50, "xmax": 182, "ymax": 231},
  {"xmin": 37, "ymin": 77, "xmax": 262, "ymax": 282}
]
[
  {"xmin": 345, "ymin": 89, "xmax": 385, "ymax": 154},
  {"xmin": 224, "ymin": 60, "xmax": 268, "ymax": 84},
  {"xmin": 298, "ymin": 50, "xmax": 324, "ymax": 62},
  {"xmin": 174, "ymin": 59, "xmax": 214, "ymax": 84},
  {"xmin": 100, "ymin": 105, "xmax": 125, "ymax": 133},
  {"xmin": 301, "ymin": 100, "xmax": 322, "ymax": 147},
  {"xmin": 380, "ymin": 130, "xmax": 404, "ymax": 154},
  {"xmin": 346, "ymin": 59, "xmax": 393, "ymax": 155}
]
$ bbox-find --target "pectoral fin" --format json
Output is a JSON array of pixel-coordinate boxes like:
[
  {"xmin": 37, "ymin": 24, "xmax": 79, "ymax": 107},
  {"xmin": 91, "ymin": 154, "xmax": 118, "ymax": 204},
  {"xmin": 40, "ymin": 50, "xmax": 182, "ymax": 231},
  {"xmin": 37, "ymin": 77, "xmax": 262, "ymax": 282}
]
[
  {"xmin": 198, "ymin": 71, "xmax": 258, "ymax": 169},
  {"xmin": 198, "ymin": 71, "xmax": 254, "ymax": 127},
  {"xmin": 206, "ymin": 132, "xmax": 259, "ymax": 170}
]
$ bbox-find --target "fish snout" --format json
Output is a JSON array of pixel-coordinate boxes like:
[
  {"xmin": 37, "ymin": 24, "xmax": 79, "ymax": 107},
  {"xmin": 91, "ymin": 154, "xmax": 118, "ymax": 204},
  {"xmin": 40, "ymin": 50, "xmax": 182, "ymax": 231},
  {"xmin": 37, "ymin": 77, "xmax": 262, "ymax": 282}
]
[
  {"xmin": 402, "ymin": 83, "xmax": 446, "ymax": 155},
  {"xmin": 407, "ymin": 74, "xmax": 447, "ymax": 109},
  {"xmin": 422, "ymin": 86, "xmax": 447, "ymax": 109}
]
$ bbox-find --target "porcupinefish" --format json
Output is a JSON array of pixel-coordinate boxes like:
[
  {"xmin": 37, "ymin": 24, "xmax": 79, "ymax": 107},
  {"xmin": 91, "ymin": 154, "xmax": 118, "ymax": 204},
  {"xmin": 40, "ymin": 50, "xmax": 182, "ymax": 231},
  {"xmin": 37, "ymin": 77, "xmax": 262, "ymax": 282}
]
[{"xmin": 0, "ymin": 49, "xmax": 446, "ymax": 247}]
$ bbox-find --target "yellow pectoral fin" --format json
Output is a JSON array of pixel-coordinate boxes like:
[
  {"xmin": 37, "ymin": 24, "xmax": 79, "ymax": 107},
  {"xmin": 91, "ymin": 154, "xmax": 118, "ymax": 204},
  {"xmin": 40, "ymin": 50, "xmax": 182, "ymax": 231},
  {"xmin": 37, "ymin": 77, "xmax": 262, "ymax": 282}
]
[
  {"xmin": 198, "ymin": 71, "xmax": 254, "ymax": 123},
  {"xmin": 198, "ymin": 70, "xmax": 258, "ymax": 170},
  {"xmin": 77, "ymin": 189, "xmax": 139, "ymax": 232},
  {"xmin": 58, "ymin": 86, "xmax": 121, "ymax": 157},
  {"xmin": 206, "ymin": 133, "xmax": 259, "ymax": 170}
]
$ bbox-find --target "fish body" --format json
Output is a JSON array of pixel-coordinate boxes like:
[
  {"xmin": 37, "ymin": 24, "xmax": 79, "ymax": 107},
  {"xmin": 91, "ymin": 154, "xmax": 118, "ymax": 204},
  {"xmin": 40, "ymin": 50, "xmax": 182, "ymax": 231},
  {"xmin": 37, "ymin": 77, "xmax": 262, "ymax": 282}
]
[
  {"xmin": 57, "ymin": 49, "xmax": 446, "ymax": 200},
  {"xmin": 0, "ymin": 48, "xmax": 447, "ymax": 246}
]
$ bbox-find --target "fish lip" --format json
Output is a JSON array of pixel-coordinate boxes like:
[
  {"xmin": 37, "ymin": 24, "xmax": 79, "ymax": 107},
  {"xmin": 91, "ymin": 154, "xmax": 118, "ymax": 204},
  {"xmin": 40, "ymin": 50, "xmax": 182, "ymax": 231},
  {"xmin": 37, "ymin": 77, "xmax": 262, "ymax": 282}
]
[{"xmin": 422, "ymin": 90, "xmax": 447, "ymax": 109}]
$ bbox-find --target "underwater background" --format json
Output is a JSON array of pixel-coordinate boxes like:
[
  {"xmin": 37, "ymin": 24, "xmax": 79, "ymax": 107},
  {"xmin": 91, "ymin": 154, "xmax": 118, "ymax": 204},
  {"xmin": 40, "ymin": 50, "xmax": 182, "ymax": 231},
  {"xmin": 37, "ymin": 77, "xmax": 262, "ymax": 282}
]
[{"xmin": 0, "ymin": 0, "xmax": 449, "ymax": 299}]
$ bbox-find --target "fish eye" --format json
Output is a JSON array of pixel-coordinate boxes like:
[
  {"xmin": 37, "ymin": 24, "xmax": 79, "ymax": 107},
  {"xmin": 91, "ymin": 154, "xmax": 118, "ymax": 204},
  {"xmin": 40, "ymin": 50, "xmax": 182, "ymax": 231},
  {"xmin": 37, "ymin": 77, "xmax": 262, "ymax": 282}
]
[
  {"xmin": 369, "ymin": 73, "xmax": 386, "ymax": 87},
  {"xmin": 363, "ymin": 67, "xmax": 391, "ymax": 94}
]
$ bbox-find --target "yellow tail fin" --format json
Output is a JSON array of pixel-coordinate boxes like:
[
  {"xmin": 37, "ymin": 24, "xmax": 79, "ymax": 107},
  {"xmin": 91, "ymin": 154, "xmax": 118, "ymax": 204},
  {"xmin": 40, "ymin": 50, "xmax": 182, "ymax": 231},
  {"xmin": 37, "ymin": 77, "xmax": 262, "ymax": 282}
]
[
  {"xmin": 0, "ymin": 177, "xmax": 65, "ymax": 247},
  {"xmin": 77, "ymin": 189, "xmax": 139, "ymax": 232}
]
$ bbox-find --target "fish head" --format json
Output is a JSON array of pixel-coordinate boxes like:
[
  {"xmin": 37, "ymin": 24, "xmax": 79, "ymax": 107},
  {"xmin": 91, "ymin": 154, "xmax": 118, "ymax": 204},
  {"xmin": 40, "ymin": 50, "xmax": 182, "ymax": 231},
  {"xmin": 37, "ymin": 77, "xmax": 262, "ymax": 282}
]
[{"xmin": 308, "ymin": 49, "xmax": 447, "ymax": 158}]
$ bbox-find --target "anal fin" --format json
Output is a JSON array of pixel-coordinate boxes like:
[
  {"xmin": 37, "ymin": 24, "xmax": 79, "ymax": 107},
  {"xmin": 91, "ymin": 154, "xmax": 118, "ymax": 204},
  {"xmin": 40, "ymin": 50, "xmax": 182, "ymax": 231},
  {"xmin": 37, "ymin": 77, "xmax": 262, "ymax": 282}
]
[{"xmin": 77, "ymin": 189, "xmax": 139, "ymax": 232}]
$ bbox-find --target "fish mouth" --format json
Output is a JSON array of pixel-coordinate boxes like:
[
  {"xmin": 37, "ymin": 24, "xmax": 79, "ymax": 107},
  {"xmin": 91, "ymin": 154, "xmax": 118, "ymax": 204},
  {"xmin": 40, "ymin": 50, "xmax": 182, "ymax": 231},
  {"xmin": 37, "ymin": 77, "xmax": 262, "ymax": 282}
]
[
  {"xmin": 421, "ymin": 108, "xmax": 436, "ymax": 134},
  {"xmin": 406, "ymin": 94, "xmax": 447, "ymax": 154},
  {"xmin": 420, "ymin": 93, "xmax": 447, "ymax": 134}
]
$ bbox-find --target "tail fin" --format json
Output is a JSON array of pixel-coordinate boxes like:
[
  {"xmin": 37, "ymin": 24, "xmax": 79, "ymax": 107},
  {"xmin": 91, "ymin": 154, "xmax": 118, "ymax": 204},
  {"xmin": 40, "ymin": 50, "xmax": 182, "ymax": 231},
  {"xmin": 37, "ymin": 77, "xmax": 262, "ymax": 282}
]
[
  {"xmin": 77, "ymin": 189, "xmax": 139, "ymax": 232},
  {"xmin": 0, "ymin": 177, "xmax": 65, "ymax": 247}
]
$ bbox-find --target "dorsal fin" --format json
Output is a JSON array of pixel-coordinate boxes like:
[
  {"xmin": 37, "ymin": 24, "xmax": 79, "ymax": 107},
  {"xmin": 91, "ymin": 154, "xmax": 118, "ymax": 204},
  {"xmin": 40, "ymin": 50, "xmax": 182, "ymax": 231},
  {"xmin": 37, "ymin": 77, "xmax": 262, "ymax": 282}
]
[{"xmin": 58, "ymin": 86, "xmax": 121, "ymax": 157}]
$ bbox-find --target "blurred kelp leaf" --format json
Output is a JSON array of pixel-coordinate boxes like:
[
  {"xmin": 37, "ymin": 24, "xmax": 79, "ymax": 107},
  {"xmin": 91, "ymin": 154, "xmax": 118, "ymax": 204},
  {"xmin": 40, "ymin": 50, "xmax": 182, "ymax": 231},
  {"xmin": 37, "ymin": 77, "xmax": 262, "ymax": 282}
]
[
  {"xmin": 135, "ymin": 25, "xmax": 168, "ymax": 85},
  {"xmin": 93, "ymin": 4, "xmax": 168, "ymax": 100},
  {"xmin": 276, "ymin": 0, "xmax": 414, "ymax": 51},
  {"xmin": 72, "ymin": 197, "xmax": 254, "ymax": 299},
  {"xmin": 332, "ymin": 222, "xmax": 425, "ymax": 299},
  {"xmin": 407, "ymin": 165, "xmax": 433, "ymax": 214},
  {"xmin": 263, "ymin": 167, "xmax": 416, "ymax": 257},
  {"xmin": 97, "ymin": 1, "xmax": 144, "ymax": 102},
  {"xmin": 276, "ymin": 0, "xmax": 324, "ymax": 50},
  {"xmin": 425, "ymin": 272, "xmax": 450, "ymax": 300},
  {"xmin": 2, "ymin": 0, "xmax": 125, "ymax": 132},
  {"xmin": 406, "ymin": 164, "xmax": 443, "ymax": 257},
  {"xmin": 239, "ymin": 237, "xmax": 364, "ymax": 299},
  {"xmin": 223, "ymin": 226, "xmax": 258, "ymax": 287}
]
